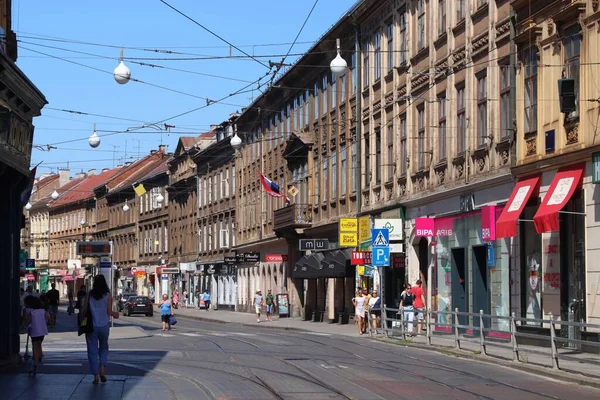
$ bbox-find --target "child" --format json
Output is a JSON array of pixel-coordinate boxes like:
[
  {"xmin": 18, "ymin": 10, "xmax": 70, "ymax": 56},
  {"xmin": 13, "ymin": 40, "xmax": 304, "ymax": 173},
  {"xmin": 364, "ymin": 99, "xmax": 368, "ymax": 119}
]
[{"xmin": 23, "ymin": 295, "xmax": 50, "ymax": 376}]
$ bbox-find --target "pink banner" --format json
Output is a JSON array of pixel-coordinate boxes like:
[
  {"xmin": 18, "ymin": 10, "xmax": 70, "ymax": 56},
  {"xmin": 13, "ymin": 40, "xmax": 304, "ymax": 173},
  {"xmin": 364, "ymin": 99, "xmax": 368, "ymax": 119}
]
[
  {"xmin": 415, "ymin": 218, "xmax": 434, "ymax": 237},
  {"xmin": 435, "ymin": 217, "xmax": 454, "ymax": 237},
  {"xmin": 481, "ymin": 205, "xmax": 496, "ymax": 241}
]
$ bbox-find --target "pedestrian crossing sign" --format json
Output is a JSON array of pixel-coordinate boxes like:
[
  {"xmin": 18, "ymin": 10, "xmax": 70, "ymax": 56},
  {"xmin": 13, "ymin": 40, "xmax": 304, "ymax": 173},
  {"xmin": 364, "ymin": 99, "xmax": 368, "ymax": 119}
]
[{"xmin": 371, "ymin": 228, "xmax": 389, "ymax": 247}]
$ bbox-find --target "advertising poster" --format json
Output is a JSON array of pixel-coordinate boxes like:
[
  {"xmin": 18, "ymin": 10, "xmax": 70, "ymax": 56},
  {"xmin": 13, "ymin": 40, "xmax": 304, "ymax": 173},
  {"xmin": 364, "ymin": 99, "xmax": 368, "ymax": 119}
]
[
  {"xmin": 277, "ymin": 294, "xmax": 289, "ymax": 317},
  {"xmin": 542, "ymin": 232, "xmax": 561, "ymax": 318}
]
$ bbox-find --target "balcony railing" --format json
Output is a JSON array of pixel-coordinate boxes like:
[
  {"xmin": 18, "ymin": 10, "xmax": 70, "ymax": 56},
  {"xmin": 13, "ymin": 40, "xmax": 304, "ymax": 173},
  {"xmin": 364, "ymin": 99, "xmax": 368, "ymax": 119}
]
[{"xmin": 273, "ymin": 203, "xmax": 313, "ymax": 233}]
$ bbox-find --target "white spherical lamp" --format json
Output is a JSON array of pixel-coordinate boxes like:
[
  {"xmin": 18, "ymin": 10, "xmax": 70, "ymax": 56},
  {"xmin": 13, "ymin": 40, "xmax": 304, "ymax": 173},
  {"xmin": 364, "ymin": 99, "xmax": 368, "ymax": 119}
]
[
  {"xmin": 122, "ymin": 203, "xmax": 130, "ymax": 212},
  {"xmin": 113, "ymin": 48, "xmax": 131, "ymax": 85},
  {"xmin": 230, "ymin": 132, "xmax": 242, "ymax": 150},
  {"xmin": 88, "ymin": 128, "xmax": 101, "ymax": 148},
  {"xmin": 25, "ymin": 202, "xmax": 32, "ymax": 210},
  {"xmin": 156, "ymin": 193, "xmax": 164, "ymax": 203},
  {"xmin": 51, "ymin": 190, "xmax": 59, "ymax": 200},
  {"xmin": 330, "ymin": 38, "xmax": 347, "ymax": 77}
]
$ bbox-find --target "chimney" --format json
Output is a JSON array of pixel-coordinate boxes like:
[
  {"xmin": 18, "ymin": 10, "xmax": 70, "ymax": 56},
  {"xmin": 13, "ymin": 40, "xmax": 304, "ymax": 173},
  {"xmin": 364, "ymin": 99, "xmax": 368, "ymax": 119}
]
[
  {"xmin": 210, "ymin": 124, "xmax": 219, "ymax": 131},
  {"xmin": 158, "ymin": 145, "xmax": 166, "ymax": 153},
  {"xmin": 150, "ymin": 150, "xmax": 157, "ymax": 155},
  {"xmin": 75, "ymin": 172, "xmax": 87, "ymax": 180},
  {"xmin": 124, "ymin": 162, "xmax": 132, "ymax": 167},
  {"xmin": 58, "ymin": 168, "xmax": 70, "ymax": 186},
  {"xmin": 88, "ymin": 169, "xmax": 96, "ymax": 176},
  {"xmin": 102, "ymin": 168, "xmax": 109, "ymax": 172},
  {"xmin": 117, "ymin": 165, "xmax": 122, "ymax": 168}
]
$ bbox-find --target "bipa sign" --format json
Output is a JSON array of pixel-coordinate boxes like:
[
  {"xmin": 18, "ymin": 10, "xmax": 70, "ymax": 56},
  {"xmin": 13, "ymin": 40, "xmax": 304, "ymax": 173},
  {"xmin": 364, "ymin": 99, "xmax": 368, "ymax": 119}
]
[{"xmin": 415, "ymin": 218, "xmax": 434, "ymax": 237}]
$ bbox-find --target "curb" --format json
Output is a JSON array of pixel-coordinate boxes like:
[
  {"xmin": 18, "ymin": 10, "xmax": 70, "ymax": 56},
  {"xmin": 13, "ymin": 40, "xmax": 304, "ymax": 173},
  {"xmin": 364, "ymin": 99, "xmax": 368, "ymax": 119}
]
[
  {"xmin": 176, "ymin": 313, "xmax": 309, "ymax": 332},
  {"xmin": 379, "ymin": 337, "xmax": 600, "ymax": 390}
]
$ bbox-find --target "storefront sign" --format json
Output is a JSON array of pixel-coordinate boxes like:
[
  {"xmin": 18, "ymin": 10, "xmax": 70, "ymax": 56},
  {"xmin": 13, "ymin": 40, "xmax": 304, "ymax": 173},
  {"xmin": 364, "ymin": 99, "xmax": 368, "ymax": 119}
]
[
  {"xmin": 486, "ymin": 243, "xmax": 495, "ymax": 267},
  {"xmin": 481, "ymin": 205, "xmax": 497, "ymax": 241},
  {"xmin": 358, "ymin": 216, "xmax": 371, "ymax": 243},
  {"xmin": 357, "ymin": 265, "xmax": 365, "ymax": 276},
  {"xmin": 68, "ymin": 259, "xmax": 82, "ymax": 270},
  {"xmin": 339, "ymin": 232, "xmax": 358, "ymax": 247},
  {"xmin": 339, "ymin": 218, "xmax": 358, "ymax": 247},
  {"xmin": 351, "ymin": 251, "xmax": 372, "ymax": 265},
  {"xmin": 594, "ymin": 152, "xmax": 600, "ymax": 184},
  {"xmin": 224, "ymin": 256, "xmax": 237, "ymax": 265},
  {"xmin": 206, "ymin": 265, "xmax": 216, "ymax": 274},
  {"xmin": 244, "ymin": 252, "xmax": 260, "ymax": 262},
  {"xmin": 434, "ymin": 218, "xmax": 453, "ymax": 237},
  {"xmin": 265, "ymin": 254, "xmax": 288, "ymax": 262},
  {"xmin": 415, "ymin": 218, "xmax": 434, "ymax": 237},
  {"xmin": 299, "ymin": 239, "xmax": 329, "ymax": 251},
  {"xmin": 374, "ymin": 219, "xmax": 404, "ymax": 241},
  {"xmin": 179, "ymin": 262, "xmax": 196, "ymax": 271},
  {"xmin": 339, "ymin": 218, "xmax": 358, "ymax": 232},
  {"xmin": 25, "ymin": 259, "xmax": 35, "ymax": 271}
]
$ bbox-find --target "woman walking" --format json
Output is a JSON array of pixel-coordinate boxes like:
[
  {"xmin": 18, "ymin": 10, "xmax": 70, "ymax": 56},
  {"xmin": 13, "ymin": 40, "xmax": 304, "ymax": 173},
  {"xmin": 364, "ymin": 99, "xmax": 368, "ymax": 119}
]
[
  {"xmin": 81, "ymin": 275, "xmax": 120, "ymax": 384},
  {"xmin": 399, "ymin": 284, "xmax": 415, "ymax": 337},
  {"xmin": 159, "ymin": 294, "xmax": 174, "ymax": 331},
  {"xmin": 23, "ymin": 295, "xmax": 50, "ymax": 376},
  {"xmin": 352, "ymin": 290, "xmax": 366, "ymax": 335}
]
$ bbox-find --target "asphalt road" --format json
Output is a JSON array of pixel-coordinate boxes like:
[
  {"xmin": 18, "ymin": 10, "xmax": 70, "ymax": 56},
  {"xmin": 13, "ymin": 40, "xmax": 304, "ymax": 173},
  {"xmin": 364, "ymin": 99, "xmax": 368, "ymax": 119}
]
[{"xmin": 22, "ymin": 310, "xmax": 600, "ymax": 400}]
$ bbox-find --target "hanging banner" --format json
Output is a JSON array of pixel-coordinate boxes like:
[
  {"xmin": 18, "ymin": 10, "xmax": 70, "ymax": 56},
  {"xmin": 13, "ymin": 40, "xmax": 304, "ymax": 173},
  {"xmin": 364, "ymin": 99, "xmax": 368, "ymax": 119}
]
[
  {"xmin": 481, "ymin": 205, "xmax": 497, "ymax": 241},
  {"xmin": 415, "ymin": 218, "xmax": 434, "ymax": 237}
]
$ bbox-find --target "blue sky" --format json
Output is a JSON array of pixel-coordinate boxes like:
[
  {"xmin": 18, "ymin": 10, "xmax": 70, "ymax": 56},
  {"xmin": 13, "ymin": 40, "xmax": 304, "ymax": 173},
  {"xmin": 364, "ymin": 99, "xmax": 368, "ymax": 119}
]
[{"xmin": 15, "ymin": 0, "xmax": 356, "ymax": 174}]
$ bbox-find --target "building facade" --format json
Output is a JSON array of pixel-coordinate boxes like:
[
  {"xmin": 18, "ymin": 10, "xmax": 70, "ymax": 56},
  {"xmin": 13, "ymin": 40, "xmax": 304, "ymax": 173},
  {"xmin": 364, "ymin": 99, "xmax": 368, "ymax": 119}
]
[
  {"xmin": 194, "ymin": 117, "xmax": 238, "ymax": 310},
  {"xmin": 508, "ymin": 0, "xmax": 600, "ymax": 335}
]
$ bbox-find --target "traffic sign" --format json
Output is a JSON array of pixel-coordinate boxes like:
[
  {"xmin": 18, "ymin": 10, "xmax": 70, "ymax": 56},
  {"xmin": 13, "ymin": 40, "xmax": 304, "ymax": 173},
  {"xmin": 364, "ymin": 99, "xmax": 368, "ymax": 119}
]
[
  {"xmin": 371, "ymin": 228, "xmax": 389, "ymax": 247},
  {"xmin": 372, "ymin": 247, "xmax": 390, "ymax": 267},
  {"xmin": 25, "ymin": 259, "xmax": 36, "ymax": 271}
]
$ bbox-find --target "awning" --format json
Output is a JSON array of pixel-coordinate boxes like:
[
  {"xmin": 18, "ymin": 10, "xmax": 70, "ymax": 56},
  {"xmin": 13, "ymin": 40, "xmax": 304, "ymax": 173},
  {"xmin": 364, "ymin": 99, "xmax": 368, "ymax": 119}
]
[
  {"xmin": 293, "ymin": 250, "xmax": 353, "ymax": 279},
  {"xmin": 292, "ymin": 252, "xmax": 324, "ymax": 279},
  {"xmin": 533, "ymin": 163, "xmax": 584, "ymax": 233},
  {"xmin": 62, "ymin": 275, "xmax": 74, "ymax": 282},
  {"xmin": 495, "ymin": 176, "xmax": 540, "ymax": 238}
]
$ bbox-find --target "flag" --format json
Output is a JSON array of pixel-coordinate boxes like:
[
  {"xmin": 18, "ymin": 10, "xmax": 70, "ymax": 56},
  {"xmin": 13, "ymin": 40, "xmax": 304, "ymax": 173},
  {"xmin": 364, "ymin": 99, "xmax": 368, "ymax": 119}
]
[
  {"xmin": 259, "ymin": 173, "xmax": 290, "ymax": 204},
  {"xmin": 20, "ymin": 164, "xmax": 39, "ymax": 206},
  {"xmin": 133, "ymin": 183, "xmax": 147, "ymax": 197}
]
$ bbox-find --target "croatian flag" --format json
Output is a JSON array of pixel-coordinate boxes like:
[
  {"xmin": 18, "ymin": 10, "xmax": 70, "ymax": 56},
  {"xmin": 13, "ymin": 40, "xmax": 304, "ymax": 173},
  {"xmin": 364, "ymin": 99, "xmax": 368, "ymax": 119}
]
[
  {"xmin": 260, "ymin": 173, "xmax": 290, "ymax": 204},
  {"xmin": 21, "ymin": 164, "xmax": 40, "ymax": 206}
]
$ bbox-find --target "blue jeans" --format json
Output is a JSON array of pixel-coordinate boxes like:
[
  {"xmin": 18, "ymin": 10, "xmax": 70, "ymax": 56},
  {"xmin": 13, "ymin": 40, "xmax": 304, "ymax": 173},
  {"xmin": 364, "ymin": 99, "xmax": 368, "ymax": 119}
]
[{"xmin": 86, "ymin": 323, "xmax": 110, "ymax": 375}]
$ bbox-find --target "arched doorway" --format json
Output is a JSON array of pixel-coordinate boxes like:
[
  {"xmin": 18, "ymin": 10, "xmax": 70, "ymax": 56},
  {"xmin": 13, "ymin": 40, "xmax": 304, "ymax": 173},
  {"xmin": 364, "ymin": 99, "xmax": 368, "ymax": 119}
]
[{"xmin": 417, "ymin": 236, "xmax": 429, "ymax": 295}]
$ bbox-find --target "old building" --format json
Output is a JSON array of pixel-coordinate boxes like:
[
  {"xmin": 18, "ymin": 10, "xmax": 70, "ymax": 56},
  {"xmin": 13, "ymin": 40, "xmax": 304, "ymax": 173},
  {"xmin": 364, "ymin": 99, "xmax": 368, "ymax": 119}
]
[
  {"xmin": 94, "ymin": 149, "xmax": 167, "ymax": 295},
  {"xmin": 166, "ymin": 132, "xmax": 215, "ymax": 298},
  {"xmin": 136, "ymin": 154, "xmax": 169, "ymax": 302},
  {"xmin": 194, "ymin": 116, "xmax": 238, "ymax": 310},
  {"xmin": 504, "ymin": 0, "xmax": 600, "ymax": 332},
  {"xmin": 0, "ymin": 0, "xmax": 47, "ymax": 365}
]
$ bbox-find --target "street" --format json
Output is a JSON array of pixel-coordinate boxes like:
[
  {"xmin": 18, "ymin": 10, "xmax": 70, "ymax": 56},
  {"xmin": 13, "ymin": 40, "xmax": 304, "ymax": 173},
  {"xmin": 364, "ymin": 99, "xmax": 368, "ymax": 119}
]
[{"xmin": 4, "ymin": 309, "xmax": 600, "ymax": 400}]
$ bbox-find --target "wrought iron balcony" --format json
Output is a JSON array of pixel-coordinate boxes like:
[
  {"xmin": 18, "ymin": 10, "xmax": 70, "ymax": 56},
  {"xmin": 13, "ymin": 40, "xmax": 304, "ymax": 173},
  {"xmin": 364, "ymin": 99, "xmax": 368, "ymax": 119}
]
[{"xmin": 273, "ymin": 203, "xmax": 313, "ymax": 235}]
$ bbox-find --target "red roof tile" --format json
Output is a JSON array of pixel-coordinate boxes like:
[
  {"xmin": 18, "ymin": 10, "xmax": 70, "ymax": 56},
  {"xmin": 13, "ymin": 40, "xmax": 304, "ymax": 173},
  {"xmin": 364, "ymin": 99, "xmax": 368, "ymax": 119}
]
[
  {"xmin": 178, "ymin": 131, "xmax": 216, "ymax": 152},
  {"xmin": 48, "ymin": 168, "xmax": 122, "ymax": 209},
  {"xmin": 103, "ymin": 151, "xmax": 168, "ymax": 194}
]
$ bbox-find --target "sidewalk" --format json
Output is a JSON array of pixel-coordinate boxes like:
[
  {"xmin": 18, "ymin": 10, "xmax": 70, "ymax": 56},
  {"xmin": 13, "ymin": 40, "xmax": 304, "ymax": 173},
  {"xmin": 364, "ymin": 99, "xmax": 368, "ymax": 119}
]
[{"xmin": 0, "ymin": 373, "xmax": 171, "ymax": 400}]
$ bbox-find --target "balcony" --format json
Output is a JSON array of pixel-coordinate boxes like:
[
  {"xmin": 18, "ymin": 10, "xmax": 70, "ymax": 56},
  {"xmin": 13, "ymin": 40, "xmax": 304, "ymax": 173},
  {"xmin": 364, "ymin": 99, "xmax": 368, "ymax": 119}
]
[{"xmin": 273, "ymin": 203, "xmax": 313, "ymax": 238}]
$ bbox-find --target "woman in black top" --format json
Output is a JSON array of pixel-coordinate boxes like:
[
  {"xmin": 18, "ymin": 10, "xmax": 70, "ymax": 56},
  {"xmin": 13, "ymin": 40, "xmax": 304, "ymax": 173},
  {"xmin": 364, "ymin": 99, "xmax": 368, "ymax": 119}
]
[{"xmin": 399, "ymin": 284, "xmax": 415, "ymax": 336}]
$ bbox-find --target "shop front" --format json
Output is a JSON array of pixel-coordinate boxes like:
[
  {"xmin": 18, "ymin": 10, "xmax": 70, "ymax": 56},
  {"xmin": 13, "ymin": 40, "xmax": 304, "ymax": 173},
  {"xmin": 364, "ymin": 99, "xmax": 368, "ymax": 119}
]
[{"xmin": 198, "ymin": 262, "xmax": 238, "ymax": 311}]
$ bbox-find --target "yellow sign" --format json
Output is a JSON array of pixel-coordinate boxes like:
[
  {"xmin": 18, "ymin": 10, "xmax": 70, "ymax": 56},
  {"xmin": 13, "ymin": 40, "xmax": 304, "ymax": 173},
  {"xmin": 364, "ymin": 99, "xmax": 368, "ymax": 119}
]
[
  {"xmin": 339, "ymin": 232, "xmax": 358, "ymax": 247},
  {"xmin": 357, "ymin": 265, "xmax": 365, "ymax": 276},
  {"xmin": 339, "ymin": 218, "xmax": 358, "ymax": 232},
  {"xmin": 358, "ymin": 216, "xmax": 371, "ymax": 242}
]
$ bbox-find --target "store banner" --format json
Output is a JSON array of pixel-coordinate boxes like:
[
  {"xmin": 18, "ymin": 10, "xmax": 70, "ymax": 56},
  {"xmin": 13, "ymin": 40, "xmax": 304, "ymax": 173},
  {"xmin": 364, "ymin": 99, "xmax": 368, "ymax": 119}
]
[
  {"xmin": 481, "ymin": 205, "xmax": 497, "ymax": 241},
  {"xmin": 434, "ymin": 218, "xmax": 453, "ymax": 237},
  {"xmin": 415, "ymin": 218, "xmax": 434, "ymax": 237}
]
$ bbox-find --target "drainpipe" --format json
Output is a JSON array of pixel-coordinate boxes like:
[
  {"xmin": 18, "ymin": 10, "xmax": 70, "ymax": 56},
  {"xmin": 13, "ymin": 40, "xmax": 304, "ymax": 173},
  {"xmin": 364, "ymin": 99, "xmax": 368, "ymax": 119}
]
[
  {"xmin": 355, "ymin": 25, "xmax": 362, "ymax": 216},
  {"xmin": 509, "ymin": 8, "xmax": 517, "ymax": 165}
]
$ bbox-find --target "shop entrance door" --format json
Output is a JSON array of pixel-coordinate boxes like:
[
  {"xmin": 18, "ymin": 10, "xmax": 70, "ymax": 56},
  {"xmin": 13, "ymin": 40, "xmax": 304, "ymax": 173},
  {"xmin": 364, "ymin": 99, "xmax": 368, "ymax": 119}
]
[
  {"xmin": 451, "ymin": 247, "xmax": 468, "ymax": 333},
  {"xmin": 472, "ymin": 245, "xmax": 490, "ymax": 330}
]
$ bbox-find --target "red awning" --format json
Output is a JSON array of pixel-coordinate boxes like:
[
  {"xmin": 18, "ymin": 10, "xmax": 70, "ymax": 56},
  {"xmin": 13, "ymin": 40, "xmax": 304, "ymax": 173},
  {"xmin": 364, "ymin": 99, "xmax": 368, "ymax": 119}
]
[
  {"xmin": 533, "ymin": 163, "xmax": 585, "ymax": 233},
  {"xmin": 62, "ymin": 275, "xmax": 74, "ymax": 282},
  {"xmin": 495, "ymin": 176, "xmax": 540, "ymax": 238}
]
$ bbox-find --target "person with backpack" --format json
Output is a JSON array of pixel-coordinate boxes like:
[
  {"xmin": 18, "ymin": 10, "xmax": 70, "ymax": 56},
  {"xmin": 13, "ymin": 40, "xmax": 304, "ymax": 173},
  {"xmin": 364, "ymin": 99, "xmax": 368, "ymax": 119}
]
[
  {"xmin": 368, "ymin": 290, "xmax": 382, "ymax": 334},
  {"xmin": 264, "ymin": 289, "xmax": 275, "ymax": 322}
]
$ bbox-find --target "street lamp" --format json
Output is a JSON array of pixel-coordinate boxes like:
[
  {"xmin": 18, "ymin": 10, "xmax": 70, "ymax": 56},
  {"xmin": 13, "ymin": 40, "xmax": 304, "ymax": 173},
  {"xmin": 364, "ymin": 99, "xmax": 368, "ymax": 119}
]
[
  {"xmin": 230, "ymin": 131, "xmax": 242, "ymax": 151},
  {"xmin": 25, "ymin": 202, "xmax": 32, "ymax": 210},
  {"xmin": 122, "ymin": 203, "xmax": 130, "ymax": 212},
  {"xmin": 155, "ymin": 193, "xmax": 164, "ymax": 204},
  {"xmin": 113, "ymin": 47, "xmax": 131, "ymax": 85},
  {"xmin": 330, "ymin": 38, "xmax": 347, "ymax": 77},
  {"xmin": 89, "ymin": 123, "xmax": 101, "ymax": 148},
  {"xmin": 51, "ymin": 190, "xmax": 59, "ymax": 200}
]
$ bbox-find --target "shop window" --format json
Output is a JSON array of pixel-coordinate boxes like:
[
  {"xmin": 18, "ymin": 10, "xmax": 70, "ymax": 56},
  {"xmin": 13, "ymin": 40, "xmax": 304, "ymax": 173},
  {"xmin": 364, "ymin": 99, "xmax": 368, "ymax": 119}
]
[{"xmin": 520, "ymin": 203, "xmax": 542, "ymax": 325}]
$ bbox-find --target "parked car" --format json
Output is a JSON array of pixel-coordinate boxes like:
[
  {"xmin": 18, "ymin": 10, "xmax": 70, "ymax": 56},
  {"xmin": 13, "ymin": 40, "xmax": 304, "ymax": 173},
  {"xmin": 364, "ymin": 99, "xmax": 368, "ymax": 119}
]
[
  {"xmin": 123, "ymin": 296, "xmax": 154, "ymax": 317},
  {"xmin": 117, "ymin": 293, "xmax": 137, "ymax": 312}
]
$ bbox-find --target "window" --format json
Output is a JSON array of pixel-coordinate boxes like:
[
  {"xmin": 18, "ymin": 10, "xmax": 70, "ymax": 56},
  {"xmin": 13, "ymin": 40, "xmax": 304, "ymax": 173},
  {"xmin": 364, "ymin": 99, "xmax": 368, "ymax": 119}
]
[
  {"xmin": 314, "ymin": 82, "xmax": 319, "ymax": 119},
  {"xmin": 340, "ymin": 74, "xmax": 347, "ymax": 103},
  {"xmin": 322, "ymin": 75, "xmax": 328, "ymax": 114},
  {"xmin": 314, "ymin": 159, "xmax": 320, "ymax": 205},
  {"xmin": 297, "ymin": 95, "xmax": 302, "ymax": 129},
  {"xmin": 293, "ymin": 98, "xmax": 298, "ymax": 130},
  {"xmin": 374, "ymin": 32, "xmax": 381, "ymax": 81},
  {"xmin": 387, "ymin": 23, "xmax": 394, "ymax": 72},
  {"xmin": 400, "ymin": 115, "xmax": 407, "ymax": 176},
  {"xmin": 417, "ymin": 0, "xmax": 425, "ymax": 50},
  {"xmin": 477, "ymin": 0, "xmax": 488, "ymax": 7},
  {"xmin": 286, "ymin": 103, "xmax": 291, "ymax": 138},
  {"xmin": 387, "ymin": 124, "xmax": 394, "ymax": 181},
  {"xmin": 304, "ymin": 90, "xmax": 310, "ymax": 123},
  {"xmin": 477, "ymin": 74, "xmax": 488, "ymax": 147},
  {"xmin": 322, "ymin": 156, "xmax": 328, "ymax": 202},
  {"xmin": 438, "ymin": 94, "xmax": 447, "ymax": 161},
  {"xmin": 563, "ymin": 25, "xmax": 580, "ymax": 117},
  {"xmin": 417, "ymin": 106, "xmax": 426, "ymax": 170},
  {"xmin": 364, "ymin": 133, "xmax": 371, "ymax": 187},
  {"xmin": 457, "ymin": 85, "xmax": 466, "ymax": 153},
  {"xmin": 224, "ymin": 169, "xmax": 230, "ymax": 197},
  {"xmin": 363, "ymin": 40, "xmax": 370, "ymax": 88},
  {"xmin": 457, "ymin": 0, "xmax": 465, "ymax": 23},
  {"xmin": 399, "ymin": 11, "xmax": 407, "ymax": 65},
  {"xmin": 331, "ymin": 72, "xmax": 337, "ymax": 109},
  {"xmin": 351, "ymin": 138, "xmax": 358, "ymax": 194},
  {"xmin": 523, "ymin": 47, "xmax": 538, "ymax": 134},
  {"xmin": 500, "ymin": 65, "xmax": 510, "ymax": 138},
  {"xmin": 375, "ymin": 128, "xmax": 382, "ymax": 185},
  {"xmin": 351, "ymin": 52, "xmax": 357, "ymax": 94},
  {"xmin": 341, "ymin": 144, "xmax": 347, "ymax": 196},
  {"xmin": 208, "ymin": 176, "xmax": 213, "ymax": 203},
  {"xmin": 332, "ymin": 150, "xmax": 337, "ymax": 199},
  {"xmin": 438, "ymin": 0, "xmax": 446, "ymax": 37}
]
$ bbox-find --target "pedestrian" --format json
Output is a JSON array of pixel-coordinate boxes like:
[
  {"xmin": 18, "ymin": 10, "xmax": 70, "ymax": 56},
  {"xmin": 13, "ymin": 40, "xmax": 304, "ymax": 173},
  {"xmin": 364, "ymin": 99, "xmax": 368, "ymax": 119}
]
[
  {"xmin": 76, "ymin": 286, "xmax": 87, "ymax": 325},
  {"xmin": 81, "ymin": 274, "xmax": 120, "ymax": 385},
  {"xmin": 34, "ymin": 289, "xmax": 40, "ymax": 298},
  {"xmin": 368, "ymin": 290, "xmax": 381, "ymax": 334},
  {"xmin": 264, "ymin": 289, "xmax": 275, "ymax": 322},
  {"xmin": 23, "ymin": 295, "xmax": 50, "ymax": 376},
  {"xmin": 412, "ymin": 280, "xmax": 426, "ymax": 335},
  {"xmin": 182, "ymin": 290, "xmax": 188, "ymax": 308},
  {"xmin": 159, "ymin": 294, "xmax": 174, "ymax": 331},
  {"xmin": 254, "ymin": 290, "xmax": 264, "ymax": 323},
  {"xmin": 399, "ymin": 284, "xmax": 415, "ymax": 336},
  {"xmin": 172, "ymin": 290, "xmax": 179, "ymax": 310},
  {"xmin": 47, "ymin": 283, "xmax": 60, "ymax": 328},
  {"xmin": 352, "ymin": 290, "xmax": 366, "ymax": 335},
  {"xmin": 202, "ymin": 290, "xmax": 211, "ymax": 311},
  {"xmin": 67, "ymin": 290, "xmax": 74, "ymax": 315},
  {"xmin": 362, "ymin": 289, "xmax": 371, "ymax": 334}
]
